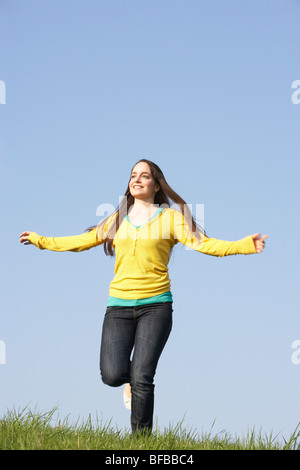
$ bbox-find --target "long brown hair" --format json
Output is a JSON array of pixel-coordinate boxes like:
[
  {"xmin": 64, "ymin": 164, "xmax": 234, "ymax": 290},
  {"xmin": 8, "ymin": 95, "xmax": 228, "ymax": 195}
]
[{"xmin": 87, "ymin": 159, "xmax": 206, "ymax": 256}]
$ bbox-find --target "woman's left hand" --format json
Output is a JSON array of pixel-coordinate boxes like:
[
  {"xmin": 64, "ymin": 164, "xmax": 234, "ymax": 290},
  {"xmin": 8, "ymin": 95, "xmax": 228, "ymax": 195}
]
[{"xmin": 251, "ymin": 233, "xmax": 269, "ymax": 253}]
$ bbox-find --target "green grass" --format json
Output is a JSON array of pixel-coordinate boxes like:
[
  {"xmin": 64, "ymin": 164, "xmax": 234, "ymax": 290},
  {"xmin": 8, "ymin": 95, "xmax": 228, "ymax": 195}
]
[{"xmin": 0, "ymin": 406, "xmax": 299, "ymax": 450}]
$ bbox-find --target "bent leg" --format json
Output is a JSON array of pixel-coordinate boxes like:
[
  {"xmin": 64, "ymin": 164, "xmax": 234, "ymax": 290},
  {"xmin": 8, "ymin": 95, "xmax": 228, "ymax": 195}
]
[{"xmin": 100, "ymin": 307, "xmax": 136, "ymax": 387}]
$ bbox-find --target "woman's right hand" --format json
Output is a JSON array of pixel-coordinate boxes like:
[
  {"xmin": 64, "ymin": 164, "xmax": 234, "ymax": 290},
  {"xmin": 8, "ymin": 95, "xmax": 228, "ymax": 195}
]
[{"xmin": 19, "ymin": 231, "xmax": 32, "ymax": 245}]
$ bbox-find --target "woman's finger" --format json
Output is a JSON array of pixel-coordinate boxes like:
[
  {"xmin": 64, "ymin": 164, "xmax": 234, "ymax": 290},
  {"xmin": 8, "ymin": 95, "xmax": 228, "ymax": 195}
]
[
  {"xmin": 19, "ymin": 232, "xmax": 32, "ymax": 244},
  {"xmin": 19, "ymin": 231, "xmax": 30, "ymax": 238}
]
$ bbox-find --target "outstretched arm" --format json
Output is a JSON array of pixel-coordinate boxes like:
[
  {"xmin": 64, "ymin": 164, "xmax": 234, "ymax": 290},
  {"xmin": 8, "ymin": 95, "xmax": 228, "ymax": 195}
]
[
  {"xmin": 197, "ymin": 232, "xmax": 269, "ymax": 256},
  {"xmin": 171, "ymin": 209, "xmax": 268, "ymax": 256},
  {"xmin": 19, "ymin": 228, "xmax": 102, "ymax": 252}
]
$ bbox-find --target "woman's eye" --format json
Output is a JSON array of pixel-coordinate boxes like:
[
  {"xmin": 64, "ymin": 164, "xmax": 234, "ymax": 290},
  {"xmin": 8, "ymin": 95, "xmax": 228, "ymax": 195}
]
[{"xmin": 130, "ymin": 174, "xmax": 150, "ymax": 179}]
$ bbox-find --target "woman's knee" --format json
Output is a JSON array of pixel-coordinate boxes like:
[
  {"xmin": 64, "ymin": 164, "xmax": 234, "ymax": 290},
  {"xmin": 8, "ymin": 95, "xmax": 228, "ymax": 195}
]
[{"xmin": 100, "ymin": 366, "xmax": 127, "ymax": 387}]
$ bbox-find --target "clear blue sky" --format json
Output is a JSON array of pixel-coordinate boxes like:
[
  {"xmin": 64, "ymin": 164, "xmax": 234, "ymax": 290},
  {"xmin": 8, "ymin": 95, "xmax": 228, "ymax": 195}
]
[{"xmin": 1, "ymin": 0, "xmax": 300, "ymax": 440}]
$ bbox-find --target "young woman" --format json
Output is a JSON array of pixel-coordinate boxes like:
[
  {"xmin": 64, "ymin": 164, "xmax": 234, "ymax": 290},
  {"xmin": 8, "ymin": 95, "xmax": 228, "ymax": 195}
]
[{"xmin": 19, "ymin": 159, "xmax": 268, "ymax": 434}]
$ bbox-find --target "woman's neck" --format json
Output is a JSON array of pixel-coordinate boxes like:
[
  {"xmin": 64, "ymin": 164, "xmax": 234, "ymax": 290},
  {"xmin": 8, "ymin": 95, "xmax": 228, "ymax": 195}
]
[{"xmin": 129, "ymin": 199, "xmax": 157, "ymax": 217}]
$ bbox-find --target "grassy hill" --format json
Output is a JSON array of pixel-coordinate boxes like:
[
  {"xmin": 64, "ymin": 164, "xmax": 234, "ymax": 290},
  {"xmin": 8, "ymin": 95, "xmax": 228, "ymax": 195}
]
[{"xmin": 1, "ymin": 407, "xmax": 299, "ymax": 450}]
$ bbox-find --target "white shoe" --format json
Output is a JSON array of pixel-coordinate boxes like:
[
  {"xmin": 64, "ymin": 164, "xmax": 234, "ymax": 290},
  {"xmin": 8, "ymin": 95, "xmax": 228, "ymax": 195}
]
[{"xmin": 123, "ymin": 383, "xmax": 132, "ymax": 410}]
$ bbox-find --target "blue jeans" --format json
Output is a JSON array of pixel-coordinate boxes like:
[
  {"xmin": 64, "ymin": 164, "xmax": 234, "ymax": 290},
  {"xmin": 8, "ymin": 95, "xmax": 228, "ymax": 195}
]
[{"xmin": 100, "ymin": 302, "xmax": 173, "ymax": 433}]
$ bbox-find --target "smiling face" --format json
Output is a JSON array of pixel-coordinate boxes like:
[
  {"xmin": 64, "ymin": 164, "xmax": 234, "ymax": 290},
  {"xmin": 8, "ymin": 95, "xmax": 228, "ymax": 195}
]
[{"xmin": 129, "ymin": 161, "xmax": 160, "ymax": 203}]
